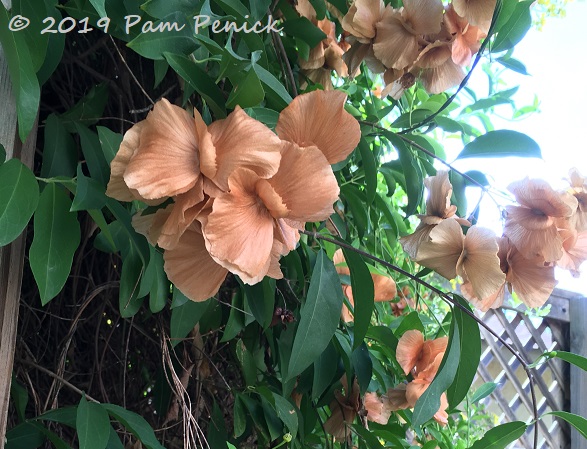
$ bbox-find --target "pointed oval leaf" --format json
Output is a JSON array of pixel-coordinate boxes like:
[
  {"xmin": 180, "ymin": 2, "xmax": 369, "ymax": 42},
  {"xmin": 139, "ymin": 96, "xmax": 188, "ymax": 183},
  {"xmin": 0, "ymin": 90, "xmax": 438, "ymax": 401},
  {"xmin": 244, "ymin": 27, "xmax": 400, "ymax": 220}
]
[
  {"xmin": 546, "ymin": 411, "xmax": 587, "ymax": 440},
  {"xmin": 551, "ymin": 350, "xmax": 587, "ymax": 372},
  {"xmin": 0, "ymin": 159, "xmax": 39, "ymax": 247},
  {"xmin": 30, "ymin": 184, "xmax": 81, "ymax": 304},
  {"xmin": 41, "ymin": 114, "xmax": 77, "ymax": 178},
  {"xmin": 492, "ymin": 0, "xmax": 533, "ymax": 53},
  {"xmin": 287, "ymin": 250, "xmax": 344, "ymax": 380},
  {"xmin": 470, "ymin": 382, "xmax": 498, "ymax": 404},
  {"xmin": 102, "ymin": 404, "xmax": 165, "ymax": 449},
  {"xmin": 469, "ymin": 421, "xmax": 528, "ymax": 449},
  {"xmin": 77, "ymin": 396, "xmax": 110, "ymax": 449},
  {"xmin": 456, "ymin": 130, "xmax": 541, "ymax": 160},
  {"xmin": 170, "ymin": 297, "xmax": 212, "ymax": 346}
]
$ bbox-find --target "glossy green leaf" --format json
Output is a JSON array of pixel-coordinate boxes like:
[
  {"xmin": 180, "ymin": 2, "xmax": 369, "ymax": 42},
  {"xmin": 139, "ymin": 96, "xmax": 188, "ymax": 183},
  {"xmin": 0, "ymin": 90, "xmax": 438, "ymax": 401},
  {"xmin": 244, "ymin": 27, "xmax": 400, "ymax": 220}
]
[
  {"xmin": 455, "ymin": 130, "xmax": 541, "ymax": 160},
  {"xmin": 221, "ymin": 289, "xmax": 246, "ymax": 342},
  {"xmin": 35, "ymin": 423, "xmax": 72, "ymax": 449},
  {"xmin": 76, "ymin": 124, "xmax": 110, "ymax": 187},
  {"xmin": 352, "ymin": 342, "xmax": 373, "ymax": 394},
  {"xmin": 341, "ymin": 184, "xmax": 368, "ymax": 239},
  {"xmin": 102, "ymin": 404, "xmax": 165, "ymax": 449},
  {"xmin": 496, "ymin": 56, "xmax": 529, "ymax": 75},
  {"xmin": 207, "ymin": 402, "xmax": 228, "ymax": 449},
  {"xmin": 0, "ymin": 159, "xmax": 39, "ymax": 247},
  {"xmin": 312, "ymin": 342, "xmax": 338, "ymax": 400},
  {"xmin": 127, "ymin": 13, "xmax": 197, "ymax": 60},
  {"xmin": 492, "ymin": 1, "xmax": 533, "ymax": 53},
  {"xmin": 89, "ymin": 0, "xmax": 107, "ymax": 16},
  {"xmin": 287, "ymin": 251, "xmax": 344, "ymax": 380},
  {"xmin": 412, "ymin": 320, "xmax": 460, "ymax": 427},
  {"xmin": 341, "ymin": 247, "xmax": 374, "ymax": 349},
  {"xmin": 233, "ymin": 395, "xmax": 247, "ymax": 437},
  {"xmin": 353, "ymin": 423, "xmax": 383, "ymax": 447},
  {"xmin": 470, "ymin": 382, "xmax": 498, "ymax": 404},
  {"xmin": 358, "ymin": 139, "xmax": 377, "ymax": 205},
  {"xmin": 5, "ymin": 422, "xmax": 44, "ymax": 449},
  {"xmin": 142, "ymin": 0, "xmax": 200, "ymax": 18},
  {"xmin": 106, "ymin": 427, "xmax": 125, "ymax": 449},
  {"xmin": 60, "ymin": 84, "xmax": 108, "ymax": 131},
  {"xmin": 77, "ymin": 396, "xmax": 110, "ymax": 449},
  {"xmin": 148, "ymin": 249, "xmax": 168, "ymax": 313},
  {"xmin": 71, "ymin": 165, "xmax": 107, "ymax": 212},
  {"xmin": 545, "ymin": 411, "xmax": 587, "ymax": 440},
  {"xmin": 242, "ymin": 278, "xmax": 275, "ymax": 329},
  {"xmin": 366, "ymin": 325, "xmax": 399, "ymax": 354},
  {"xmin": 395, "ymin": 311, "xmax": 425, "ymax": 336},
  {"xmin": 97, "ymin": 126, "xmax": 123, "ymax": 165},
  {"xmin": 37, "ymin": 406, "xmax": 78, "ymax": 428},
  {"xmin": 170, "ymin": 297, "xmax": 212, "ymax": 346},
  {"xmin": 272, "ymin": 393, "xmax": 299, "ymax": 438},
  {"xmin": 254, "ymin": 65, "xmax": 292, "ymax": 110},
  {"xmin": 30, "ymin": 184, "xmax": 80, "ymax": 304},
  {"xmin": 119, "ymin": 246, "xmax": 146, "ymax": 318},
  {"xmin": 236, "ymin": 339, "xmax": 258, "ymax": 386},
  {"xmin": 281, "ymin": 17, "xmax": 326, "ymax": 48},
  {"xmin": 385, "ymin": 132, "xmax": 423, "ymax": 217},
  {"xmin": 551, "ymin": 350, "xmax": 587, "ymax": 372},
  {"xmin": 41, "ymin": 114, "xmax": 77, "ymax": 178},
  {"xmin": 469, "ymin": 421, "xmax": 527, "ymax": 449},
  {"xmin": 226, "ymin": 69, "xmax": 265, "ymax": 109},
  {"xmin": 10, "ymin": 379, "xmax": 28, "ymax": 422},
  {"xmin": 0, "ymin": 7, "xmax": 40, "ymax": 143},
  {"xmin": 447, "ymin": 297, "xmax": 481, "ymax": 408},
  {"xmin": 164, "ymin": 52, "xmax": 227, "ymax": 118}
]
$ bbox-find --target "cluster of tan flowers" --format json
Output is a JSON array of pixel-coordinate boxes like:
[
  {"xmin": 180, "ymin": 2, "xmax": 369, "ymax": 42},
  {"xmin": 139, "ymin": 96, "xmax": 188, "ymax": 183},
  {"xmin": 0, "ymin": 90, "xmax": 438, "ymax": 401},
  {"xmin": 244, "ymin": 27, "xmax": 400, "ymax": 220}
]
[
  {"xmin": 106, "ymin": 90, "xmax": 361, "ymax": 301},
  {"xmin": 400, "ymin": 169, "xmax": 587, "ymax": 311},
  {"xmin": 293, "ymin": 0, "xmax": 495, "ymax": 97}
]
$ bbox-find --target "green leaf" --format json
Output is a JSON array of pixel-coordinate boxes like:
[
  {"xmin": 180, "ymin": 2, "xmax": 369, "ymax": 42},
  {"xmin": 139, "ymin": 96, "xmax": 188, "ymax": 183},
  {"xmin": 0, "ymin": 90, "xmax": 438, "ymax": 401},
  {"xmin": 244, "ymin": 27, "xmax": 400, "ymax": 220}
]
[
  {"xmin": 551, "ymin": 350, "xmax": 587, "ymax": 372},
  {"xmin": 37, "ymin": 406, "xmax": 78, "ymax": 428},
  {"xmin": 77, "ymin": 396, "xmax": 110, "ymax": 449},
  {"xmin": 10, "ymin": 379, "xmax": 28, "ymax": 422},
  {"xmin": 233, "ymin": 395, "xmax": 247, "ymax": 437},
  {"xmin": 412, "ymin": 320, "xmax": 460, "ymax": 427},
  {"xmin": 5, "ymin": 422, "xmax": 44, "ymax": 449},
  {"xmin": 470, "ymin": 382, "xmax": 498, "ymax": 404},
  {"xmin": 207, "ymin": 402, "xmax": 228, "ymax": 449},
  {"xmin": 106, "ymin": 426, "xmax": 125, "ymax": 449},
  {"xmin": 127, "ymin": 13, "xmax": 197, "ymax": 60},
  {"xmin": 97, "ymin": 126, "xmax": 123, "ymax": 165},
  {"xmin": 496, "ymin": 56, "xmax": 529, "ymax": 75},
  {"xmin": 226, "ymin": 69, "xmax": 265, "ymax": 109},
  {"xmin": 71, "ymin": 165, "xmax": 107, "ymax": 211},
  {"xmin": 0, "ymin": 159, "xmax": 39, "ymax": 247},
  {"xmin": 469, "ymin": 422, "xmax": 527, "ymax": 449},
  {"xmin": 281, "ymin": 17, "xmax": 327, "ymax": 48},
  {"xmin": 492, "ymin": 0, "xmax": 533, "ymax": 53},
  {"xmin": 352, "ymin": 342, "xmax": 372, "ymax": 394},
  {"xmin": 148, "ymin": 249, "xmax": 168, "ymax": 313},
  {"xmin": 447, "ymin": 297, "xmax": 481, "ymax": 408},
  {"xmin": 358, "ymin": 139, "xmax": 377, "ymax": 205},
  {"xmin": 164, "ymin": 52, "xmax": 227, "ymax": 118},
  {"xmin": 30, "ymin": 184, "xmax": 80, "ymax": 304},
  {"xmin": 254, "ymin": 65, "xmax": 292, "ymax": 110},
  {"xmin": 60, "ymin": 84, "xmax": 108, "ymax": 131},
  {"xmin": 0, "ymin": 144, "xmax": 5, "ymax": 164},
  {"xmin": 366, "ymin": 326, "xmax": 399, "ymax": 354},
  {"xmin": 41, "ymin": 114, "xmax": 77, "ymax": 178},
  {"xmin": 119, "ymin": 245, "xmax": 146, "ymax": 318},
  {"xmin": 341, "ymin": 247, "xmax": 374, "ymax": 349},
  {"xmin": 272, "ymin": 393, "xmax": 299, "ymax": 438},
  {"xmin": 89, "ymin": 0, "xmax": 107, "ymax": 16},
  {"xmin": 352, "ymin": 424, "xmax": 383, "ymax": 447},
  {"xmin": 170, "ymin": 298, "xmax": 212, "ymax": 346},
  {"xmin": 545, "ymin": 411, "xmax": 587, "ymax": 440},
  {"xmin": 455, "ymin": 130, "xmax": 541, "ymax": 160},
  {"xmin": 102, "ymin": 404, "xmax": 165, "ymax": 449},
  {"xmin": 221, "ymin": 289, "xmax": 246, "ymax": 342},
  {"xmin": 242, "ymin": 278, "xmax": 275, "ymax": 329},
  {"xmin": 287, "ymin": 250, "xmax": 344, "ymax": 380},
  {"xmin": 236, "ymin": 339, "xmax": 258, "ymax": 386},
  {"xmin": 312, "ymin": 342, "xmax": 338, "ymax": 400},
  {"xmin": 0, "ymin": 7, "xmax": 40, "ymax": 142},
  {"xmin": 75, "ymin": 124, "xmax": 110, "ymax": 187},
  {"xmin": 341, "ymin": 184, "xmax": 368, "ymax": 239},
  {"xmin": 385, "ymin": 132, "xmax": 423, "ymax": 217},
  {"xmin": 35, "ymin": 423, "xmax": 73, "ymax": 449}
]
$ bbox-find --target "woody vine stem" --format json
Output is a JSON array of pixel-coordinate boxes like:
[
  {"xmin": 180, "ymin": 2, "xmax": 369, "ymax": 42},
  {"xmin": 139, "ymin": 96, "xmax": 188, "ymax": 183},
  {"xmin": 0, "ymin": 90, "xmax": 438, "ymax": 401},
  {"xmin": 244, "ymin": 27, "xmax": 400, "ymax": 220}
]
[{"xmin": 300, "ymin": 229, "xmax": 540, "ymax": 449}]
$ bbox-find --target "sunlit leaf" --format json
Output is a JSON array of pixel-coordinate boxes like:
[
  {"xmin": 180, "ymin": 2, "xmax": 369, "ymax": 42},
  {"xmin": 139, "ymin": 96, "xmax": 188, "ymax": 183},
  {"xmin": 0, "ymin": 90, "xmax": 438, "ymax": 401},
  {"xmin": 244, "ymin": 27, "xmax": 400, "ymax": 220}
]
[
  {"xmin": 545, "ymin": 411, "xmax": 587, "ymax": 440},
  {"xmin": 469, "ymin": 422, "xmax": 527, "ymax": 449},
  {"xmin": 455, "ymin": 130, "xmax": 541, "ymax": 160}
]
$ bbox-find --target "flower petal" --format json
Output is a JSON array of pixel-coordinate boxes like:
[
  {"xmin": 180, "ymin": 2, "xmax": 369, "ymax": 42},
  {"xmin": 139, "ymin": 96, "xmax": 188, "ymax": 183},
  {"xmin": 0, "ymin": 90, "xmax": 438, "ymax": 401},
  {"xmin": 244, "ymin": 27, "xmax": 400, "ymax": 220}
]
[
  {"xmin": 373, "ymin": 7, "xmax": 419, "ymax": 70},
  {"xmin": 276, "ymin": 90, "xmax": 360, "ymax": 164},
  {"xmin": 373, "ymin": 274, "xmax": 397, "ymax": 302},
  {"xmin": 396, "ymin": 329, "xmax": 424, "ymax": 375},
  {"xmin": 123, "ymin": 99, "xmax": 201, "ymax": 200},
  {"xmin": 202, "ymin": 168, "xmax": 275, "ymax": 283},
  {"xmin": 106, "ymin": 121, "xmax": 145, "ymax": 202},
  {"xmin": 414, "ymin": 218, "xmax": 464, "ymax": 280},
  {"xmin": 203, "ymin": 106, "xmax": 283, "ymax": 191},
  {"xmin": 163, "ymin": 224, "xmax": 228, "ymax": 302},
  {"xmin": 403, "ymin": 0, "xmax": 444, "ymax": 35},
  {"xmin": 364, "ymin": 392, "xmax": 391, "ymax": 424}
]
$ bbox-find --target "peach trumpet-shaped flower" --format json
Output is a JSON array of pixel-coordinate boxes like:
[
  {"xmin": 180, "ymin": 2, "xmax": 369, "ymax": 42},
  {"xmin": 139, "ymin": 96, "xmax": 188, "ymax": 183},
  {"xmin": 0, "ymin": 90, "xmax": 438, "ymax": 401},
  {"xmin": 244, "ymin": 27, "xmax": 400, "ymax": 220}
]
[
  {"xmin": 373, "ymin": 0, "xmax": 444, "ymax": 71},
  {"xmin": 400, "ymin": 171, "xmax": 470, "ymax": 259},
  {"xmin": 201, "ymin": 143, "xmax": 340, "ymax": 285},
  {"xmin": 567, "ymin": 168, "xmax": 587, "ymax": 232},
  {"xmin": 414, "ymin": 219, "xmax": 506, "ymax": 301},
  {"xmin": 276, "ymin": 90, "xmax": 361, "ymax": 165},
  {"xmin": 462, "ymin": 237, "xmax": 557, "ymax": 310},
  {"xmin": 444, "ymin": 5, "xmax": 486, "ymax": 67},
  {"xmin": 341, "ymin": 0, "xmax": 385, "ymax": 43},
  {"xmin": 324, "ymin": 375, "xmax": 361, "ymax": 441},
  {"xmin": 333, "ymin": 249, "xmax": 397, "ymax": 322},
  {"xmin": 451, "ymin": 0, "xmax": 496, "ymax": 33},
  {"xmin": 504, "ymin": 178, "xmax": 578, "ymax": 263}
]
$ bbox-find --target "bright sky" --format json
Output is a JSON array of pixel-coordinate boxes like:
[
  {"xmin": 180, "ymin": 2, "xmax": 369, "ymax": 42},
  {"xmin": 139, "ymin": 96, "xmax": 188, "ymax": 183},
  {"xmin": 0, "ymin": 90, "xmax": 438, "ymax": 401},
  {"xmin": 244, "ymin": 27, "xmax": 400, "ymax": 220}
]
[{"xmin": 449, "ymin": 2, "xmax": 587, "ymax": 294}]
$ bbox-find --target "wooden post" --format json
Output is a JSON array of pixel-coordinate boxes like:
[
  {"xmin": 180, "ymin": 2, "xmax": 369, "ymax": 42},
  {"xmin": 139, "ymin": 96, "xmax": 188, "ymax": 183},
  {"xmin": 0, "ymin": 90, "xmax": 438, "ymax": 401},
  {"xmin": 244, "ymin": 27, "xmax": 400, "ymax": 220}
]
[
  {"xmin": 570, "ymin": 295, "xmax": 587, "ymax": 449},
  {"xmin": 0, "ymin": 7, "xmax": 38, "ymax": 444}
]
